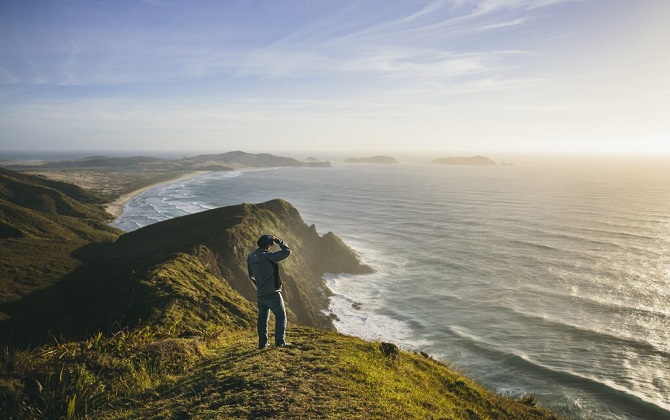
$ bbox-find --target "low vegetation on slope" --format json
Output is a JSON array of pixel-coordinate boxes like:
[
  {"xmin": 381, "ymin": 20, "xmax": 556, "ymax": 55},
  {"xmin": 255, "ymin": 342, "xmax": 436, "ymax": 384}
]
[
  {"xmin": 21, "ymin": 169, "xmax": 196, "ymax": 203},
  {"xmin": 121, "ymin": 327, "xmax": 555, "ymax": 419},
  {"xmin": 114, "ymin": 199, "xmax": 374, "ymax": 330},
  {"xmin": 0, "ymin": 169, "xmax": 121, "ymax": 303},
  {"xmin": 0, "ymin": 169, "xmax": 558, "ymax": 419},
  {"xmin": 0, "ymin": 246, "xmax": 257, "ymax": 418},
  {"xmin": 0, "ymin": 168, "xmax": 110, "ymax": 221},
  {"xmin": 1, "ymin": 326, "xmax": 556, "ymax": 419}
]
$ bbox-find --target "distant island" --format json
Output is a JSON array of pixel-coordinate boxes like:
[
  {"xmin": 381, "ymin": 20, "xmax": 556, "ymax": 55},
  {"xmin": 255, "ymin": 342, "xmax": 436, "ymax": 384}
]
[
  {"xmin": 431, "ymin": 156, "xmax": 497, "ymax": 166},
  {"xmin": 344, "ymin": 155, "xmax": 399, "ymax": 164}
]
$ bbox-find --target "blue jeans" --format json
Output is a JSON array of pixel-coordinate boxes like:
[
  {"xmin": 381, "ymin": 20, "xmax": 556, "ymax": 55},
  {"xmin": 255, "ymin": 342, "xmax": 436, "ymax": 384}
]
[{"xmin": 257, "ymin": 292, "xmax": 287, "ymax": 347}]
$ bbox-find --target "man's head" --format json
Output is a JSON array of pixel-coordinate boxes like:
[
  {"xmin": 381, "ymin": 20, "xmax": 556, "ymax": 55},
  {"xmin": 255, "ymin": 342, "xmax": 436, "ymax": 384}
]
[{"xmin": 257, "ymin": 234, "xmax": 274, "ymax": 249}]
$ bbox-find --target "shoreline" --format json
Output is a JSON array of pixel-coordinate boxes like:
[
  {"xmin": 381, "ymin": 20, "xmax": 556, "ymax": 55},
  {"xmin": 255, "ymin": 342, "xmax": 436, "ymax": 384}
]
[{"xmin": 105, "ymin": 171, "xmax": 210, "ymax": 219}]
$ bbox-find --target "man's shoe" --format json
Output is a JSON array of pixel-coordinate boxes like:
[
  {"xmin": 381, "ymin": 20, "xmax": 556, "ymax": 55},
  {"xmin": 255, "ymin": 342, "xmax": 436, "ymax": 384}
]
[
  {"xmin": 258, "ymin": 344, "xmax": 269, "ymax": 350},
  {"xmin": 277, "ymin": 342, "xmax": 292, "ymax": 347}
]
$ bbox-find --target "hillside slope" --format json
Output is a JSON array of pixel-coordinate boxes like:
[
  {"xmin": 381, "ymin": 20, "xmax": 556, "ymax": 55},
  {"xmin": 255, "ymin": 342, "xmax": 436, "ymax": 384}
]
[
  {"xmin": 0, "ymin": 167, "xmax": 105, "ymax": 209},
  {"xmin": 113, "ymin": 327, "xmax": 555, "ymax": 419},
  {"xmin": 0, "ymin": 167, "xmax": 114, "ymax": 232},
  {"xmin": 0, "ymin": 170, "xmax": 558, "ymax": 419},
  {"xmin": 0, "ymin": 168, "xmax": 121, "ymax": 303},
  {"xmin": 115, "ymin": 199, "xmax": 373, "ymax": 329},
  {"xmin": 1, "ymin": 316, "xmax": 556, "ymax": 419},
  {"xmin": 1, "ymin": 187, "xmax": 372, "ymax": 346}
]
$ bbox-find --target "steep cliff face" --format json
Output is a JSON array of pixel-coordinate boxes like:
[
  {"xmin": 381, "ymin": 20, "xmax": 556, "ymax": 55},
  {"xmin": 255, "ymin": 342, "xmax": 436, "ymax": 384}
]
[{"xmin": 116, "ymin": 199, "xmax": 374, "ymax": 329}]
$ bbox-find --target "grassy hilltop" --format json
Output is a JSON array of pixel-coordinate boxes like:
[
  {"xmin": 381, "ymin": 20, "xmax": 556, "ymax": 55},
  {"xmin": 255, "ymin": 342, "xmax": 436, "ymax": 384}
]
[
  {"xmin": 0, "ymin": 168, "xmax": 120, "ymax": 303},
  {"xmin": 0, "ymin": 169, "xmax": 556, "ymax": 419}
]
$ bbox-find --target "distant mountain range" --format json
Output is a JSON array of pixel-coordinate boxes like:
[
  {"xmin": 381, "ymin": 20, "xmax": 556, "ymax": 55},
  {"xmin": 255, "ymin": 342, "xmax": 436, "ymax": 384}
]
[
  {"xmin": 2, "ymin": 150, "xmax": 331, "ymax": 171},
  {"xmin": 1, "ymin": 151, "xmax": 509, "ymax": 169}
]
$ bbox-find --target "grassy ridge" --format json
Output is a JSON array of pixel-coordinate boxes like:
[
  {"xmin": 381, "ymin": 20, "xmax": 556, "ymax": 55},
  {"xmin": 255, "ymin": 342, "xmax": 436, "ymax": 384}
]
[
  {"xmin": 115, "ymin": 199, "xmax": 373, "ymax": 330},
  {"xmin": 127, "ymin": 327, "xmax": 553, "ymax": 419},
  {"xmin": 133, "ymin": 248, "xmax": 257, "ymax": 335},
  {"xmin": 0, "ymin": 169, "xmax": 558, "ymax": 419},
  {"xmin": 0, "ymin": 248, "xmax": 256, "ymax": 418},
  {"xmin": 0, "ymin": 168, "xmax": 121, "ymax": 305},
  {"xmin": 0, "ymin": 168, "xmax": 111, "ymax": 220},
  {"xmin": 1, "ymin": 326, "xmax": 556, "ymax": 419},
  {"xmin": 0, "ymin": 197, "xmax": 371, "ymax": 347}
]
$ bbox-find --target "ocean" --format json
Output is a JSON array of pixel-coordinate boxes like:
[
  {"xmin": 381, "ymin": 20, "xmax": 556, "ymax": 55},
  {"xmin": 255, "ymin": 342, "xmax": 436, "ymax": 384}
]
[{"xmin": 113, "ymin": 160, "xmax": 670, "ymax": 419}]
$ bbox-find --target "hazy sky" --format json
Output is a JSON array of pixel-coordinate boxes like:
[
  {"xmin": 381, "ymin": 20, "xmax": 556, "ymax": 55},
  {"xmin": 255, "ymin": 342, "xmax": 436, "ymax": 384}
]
[{"xmin": 1, "ymin": 0, "xmax": 669, "ymax": 156}]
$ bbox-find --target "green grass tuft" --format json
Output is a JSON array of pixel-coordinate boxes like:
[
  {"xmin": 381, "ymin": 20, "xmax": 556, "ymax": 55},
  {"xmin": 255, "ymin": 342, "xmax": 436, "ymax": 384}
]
[
  {"xmin": 0, "ymin": 326, "xmax": 212, "ymax": 419},
  {"xmin": 113, "ymin": 327, "xmax": 557, "ymax": 419}
]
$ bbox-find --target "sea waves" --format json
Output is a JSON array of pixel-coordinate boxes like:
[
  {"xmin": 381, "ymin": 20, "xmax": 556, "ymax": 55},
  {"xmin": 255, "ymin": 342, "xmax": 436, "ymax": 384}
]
[
  {"xmin": 113, "ymin": 171, "xmax": 240, "ymax": 231},
  {"xmin": 113, "ymin": 162, "xmax": 670, "ymax": 419}
]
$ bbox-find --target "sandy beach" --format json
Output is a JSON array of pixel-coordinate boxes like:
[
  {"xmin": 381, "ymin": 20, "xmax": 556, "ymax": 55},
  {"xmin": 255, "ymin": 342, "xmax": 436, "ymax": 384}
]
[{"xmin": 105, "ymin": 171, "xmax": 208, "ymax": 218}]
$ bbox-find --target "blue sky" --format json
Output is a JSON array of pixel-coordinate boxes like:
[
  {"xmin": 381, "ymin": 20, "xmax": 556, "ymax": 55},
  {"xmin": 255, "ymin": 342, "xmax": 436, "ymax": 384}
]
[{"xmin": 1, "ymin": 0, "xmax": 668, "ymax": 156}]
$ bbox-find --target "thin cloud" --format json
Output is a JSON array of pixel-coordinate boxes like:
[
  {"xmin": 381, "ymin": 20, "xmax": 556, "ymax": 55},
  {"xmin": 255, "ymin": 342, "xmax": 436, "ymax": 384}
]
[
  {"xmin": 471, "ymin": 0, "xmax": 584, "ymax": 12},
  {"xmin": 469, "ymin": 17, "xmax": 529, "ymax": 31},
  {"xmin": 334, "ymin": 0, "xmax": 580, "ymax": 43},
  {"xmin": 0, "ymin": 1, "xmax": 559, "ymax": 86},
  {"xmin": 3, "ymin": 0, "xmax": 666, "ymax": 155}
]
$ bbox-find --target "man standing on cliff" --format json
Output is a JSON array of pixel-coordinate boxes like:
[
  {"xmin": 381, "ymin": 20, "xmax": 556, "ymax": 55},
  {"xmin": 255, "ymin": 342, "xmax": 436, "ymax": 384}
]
[{"xmin": 247, "ymin": 234, "xmax": 292, "ymax": 349}]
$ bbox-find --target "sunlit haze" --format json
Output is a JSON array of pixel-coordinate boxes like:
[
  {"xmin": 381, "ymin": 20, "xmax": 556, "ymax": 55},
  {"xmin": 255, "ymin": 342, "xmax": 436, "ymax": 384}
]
[{"xmin": 1, "ymin": 0, "xmax": 669, "ymax": 156}]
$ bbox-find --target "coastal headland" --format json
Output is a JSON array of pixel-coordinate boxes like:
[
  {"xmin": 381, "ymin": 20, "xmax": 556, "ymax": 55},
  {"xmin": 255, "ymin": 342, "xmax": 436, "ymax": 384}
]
[
  {"xmin": 3, "ymin": 151, "xmax": 500, "ymax": 216},
  {"xmin": 0, "ymin": 154, "xmax": 555, "ymax": 418},
  {"xmin": 2, "ymin": 151, "xmax": 333, "ymax": 218}
]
